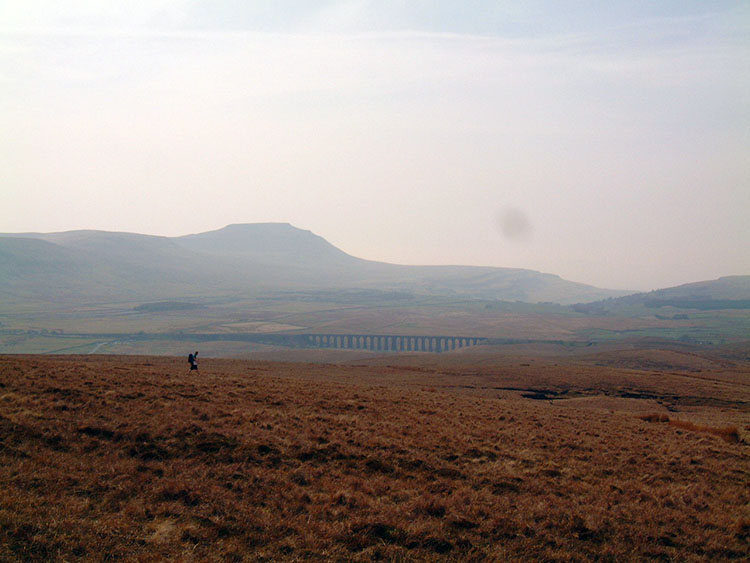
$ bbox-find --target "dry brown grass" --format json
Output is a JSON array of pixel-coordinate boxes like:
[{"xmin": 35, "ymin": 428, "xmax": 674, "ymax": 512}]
[
  {"xmin": 640, "ymin": 413, "xmax": 671, "ymax": 423},
  {"xmin": 640, "ymin": 413, "xmax": 741, "ymax": 443},
  {"xmin": 1, "ymin": 354, "xmax": 749, "ymax": 561}
]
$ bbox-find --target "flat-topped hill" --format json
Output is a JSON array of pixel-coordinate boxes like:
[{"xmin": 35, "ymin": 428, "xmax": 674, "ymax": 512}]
[{"xmin": 0, "ymin": 223, "xmax": 630, "ymax": 305}]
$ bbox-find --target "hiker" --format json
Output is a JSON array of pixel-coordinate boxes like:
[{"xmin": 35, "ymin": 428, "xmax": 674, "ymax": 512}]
[{"xmin": 188, "ymin": 351, "xmax": 199, "ymax": 372}]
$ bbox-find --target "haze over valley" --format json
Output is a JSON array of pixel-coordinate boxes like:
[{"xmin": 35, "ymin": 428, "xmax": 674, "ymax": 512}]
[{"xmin": 1, "ymin": 223, "xmax": 748, "ymax": 358}]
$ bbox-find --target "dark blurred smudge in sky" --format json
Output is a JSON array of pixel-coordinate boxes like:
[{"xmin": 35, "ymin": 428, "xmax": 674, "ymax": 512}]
[{"xmin": 498, "ymin": 208, "xmax": 532, "ymax": 242}]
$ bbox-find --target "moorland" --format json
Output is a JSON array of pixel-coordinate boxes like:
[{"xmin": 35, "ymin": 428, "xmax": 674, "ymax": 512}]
[{"xmin": 1, "ymin": 350, "xmax": 748, "ymax": 561}]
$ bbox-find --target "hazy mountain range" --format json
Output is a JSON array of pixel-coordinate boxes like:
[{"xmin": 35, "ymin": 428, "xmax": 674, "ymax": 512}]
[{"xmin": 1, "ymin": 223, "xmax": 745, "ymax": 308}]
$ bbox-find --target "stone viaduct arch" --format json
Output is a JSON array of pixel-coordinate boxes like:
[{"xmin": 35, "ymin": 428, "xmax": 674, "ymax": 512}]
[{"xmin": 299, "ymin": 334, "xmax": 485, "ymax": 353}]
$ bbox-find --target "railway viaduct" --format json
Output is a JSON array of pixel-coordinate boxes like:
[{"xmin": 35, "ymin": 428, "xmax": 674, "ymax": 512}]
[
  {"xmin": 60, "ymin": 332, "xmax": 488, "ymax": 353},
  {"xmin": 198, "ymin": 333, "xmax": 487, "ymax": 353},
  {"xmin": 296, "ymin": 334, "xmax": 486, "ymax": 353}
]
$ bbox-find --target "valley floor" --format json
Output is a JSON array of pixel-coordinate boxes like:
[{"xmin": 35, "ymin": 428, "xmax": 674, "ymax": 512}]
[{"xmin": 0, "ymin": 354, "xmax": 748, "ymax": 561}]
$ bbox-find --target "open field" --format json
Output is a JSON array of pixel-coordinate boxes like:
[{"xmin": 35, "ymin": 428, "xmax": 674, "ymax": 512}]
[
  {"xmin": 2, "ymin": 292, "xmax": 748, "ymax": 358},
  {"xmin": 1, "ymin": 353, "xmax": 749, "ymax": 561}
]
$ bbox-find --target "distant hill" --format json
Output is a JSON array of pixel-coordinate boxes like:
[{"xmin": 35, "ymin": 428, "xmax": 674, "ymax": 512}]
[
  {"xmin": 574, "ymin": 276, "xmax": 750, "ymax": 314},
  {"xmin": 0, "ymin": 237, "xmax": 102, "ymax": 303},
  {"xmin": 175, "ymin": 223, "xmax": 357, "ymax": 266},
  {"xmin": 1, "ymin": 223, "xmax": 631, "ymax": 307},
  {"xmin": 640, "ymin": 276, "xmax": 750, "ymax": 303},
  {"xmin": 0, "ymin": 232, "xmax": 220, "ymax": 303}
]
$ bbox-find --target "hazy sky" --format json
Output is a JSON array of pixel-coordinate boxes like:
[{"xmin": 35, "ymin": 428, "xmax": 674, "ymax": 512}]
[{"xmin": 2, "ymin": 1, "xmax": 748, "ymax": 290}]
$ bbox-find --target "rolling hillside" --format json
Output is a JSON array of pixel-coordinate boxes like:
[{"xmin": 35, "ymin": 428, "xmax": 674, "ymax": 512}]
[
  {"xmin": 576, "ymin": 276, "xmax": 750, "ymax": 313},
  {"xmin": 2, "ymin": 223, "xmax": 630, "ymax": 307}
]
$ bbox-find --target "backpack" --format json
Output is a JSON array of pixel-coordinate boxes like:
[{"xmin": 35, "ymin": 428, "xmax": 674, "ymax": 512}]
[{"xmin": 188, "ymin": 353, "xmax": 194, "ymax": 364}]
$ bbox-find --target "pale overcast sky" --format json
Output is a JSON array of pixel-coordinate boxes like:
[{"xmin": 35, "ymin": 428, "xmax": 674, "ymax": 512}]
[{"xmin": 1, "ymin": 1, "xmax": 748, "ymax": 290}]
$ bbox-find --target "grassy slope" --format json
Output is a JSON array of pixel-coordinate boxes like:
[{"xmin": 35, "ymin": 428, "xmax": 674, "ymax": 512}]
[
  {"xmin": 1, "ymin": 225, "xmax": 631, "ymax": 308},
  {"xmin": 0, "ymin": 355, "xmax": 748, "ymax": 561},
  {"xmin": 583, "ymin": 276, "xmax": 750, "ymax": 312}
]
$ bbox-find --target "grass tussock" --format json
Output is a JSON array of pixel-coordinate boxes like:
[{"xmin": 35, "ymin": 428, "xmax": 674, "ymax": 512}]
[
  {"xmin": 0, "ymin": 355, "xmax": 748, "ymax": 562},
  {"xmin": 639, "ymin": 413, "xmax": 670, "ymax": 423},
  {"xmin": 640, "ymin": 413, "xmax": 741, "ymax": 443}
]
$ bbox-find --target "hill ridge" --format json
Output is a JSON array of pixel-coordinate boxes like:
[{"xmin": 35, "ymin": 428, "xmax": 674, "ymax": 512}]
[{"xmin": 0, "ymin": 223, "xmax": 636, "ymax": 306}]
